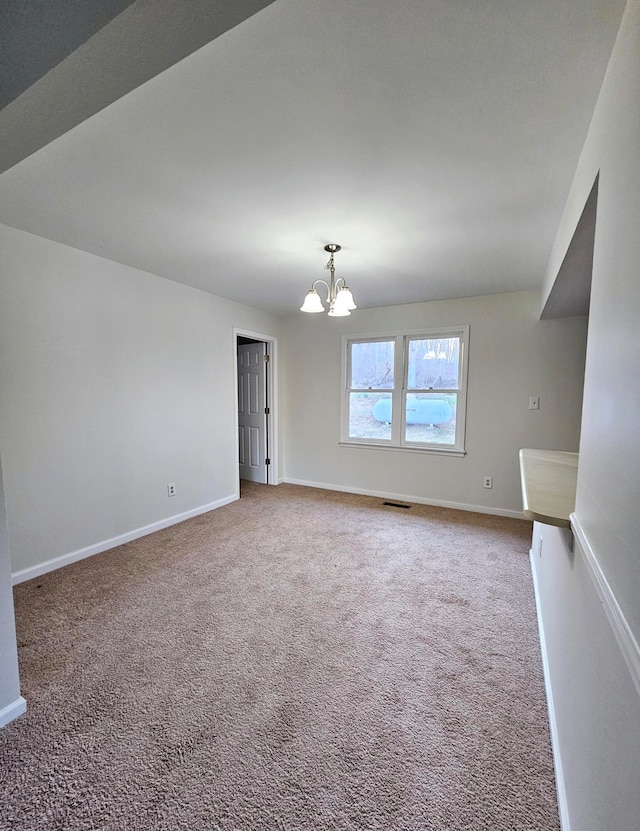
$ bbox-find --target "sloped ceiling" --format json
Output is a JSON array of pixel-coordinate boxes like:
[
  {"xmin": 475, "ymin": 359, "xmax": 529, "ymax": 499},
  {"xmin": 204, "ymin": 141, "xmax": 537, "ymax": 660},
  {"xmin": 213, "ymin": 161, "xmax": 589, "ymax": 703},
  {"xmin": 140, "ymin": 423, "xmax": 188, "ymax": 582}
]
[
  {"xmin": 0, "ymin": 0, "xmax": 277, "ymax": 172},
  {"xmin": 542, "ymin": 176, "xmax": 598, "ymax": 319},
  {"xmin": 0, "ymin": 0, "xmax": 136, "ymax": 109},
  {"xmin": 0, "ymin": 0, "xmax": 626, "ymax": 315}
]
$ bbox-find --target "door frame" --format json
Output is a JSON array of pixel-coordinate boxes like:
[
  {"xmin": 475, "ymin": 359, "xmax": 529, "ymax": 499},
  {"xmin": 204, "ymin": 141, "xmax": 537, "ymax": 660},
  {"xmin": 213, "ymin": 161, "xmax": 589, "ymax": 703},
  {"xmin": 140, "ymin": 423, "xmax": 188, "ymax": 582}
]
[{"xmin": 233, "ymin": 328, "xmax": 280, "ymax": 491}]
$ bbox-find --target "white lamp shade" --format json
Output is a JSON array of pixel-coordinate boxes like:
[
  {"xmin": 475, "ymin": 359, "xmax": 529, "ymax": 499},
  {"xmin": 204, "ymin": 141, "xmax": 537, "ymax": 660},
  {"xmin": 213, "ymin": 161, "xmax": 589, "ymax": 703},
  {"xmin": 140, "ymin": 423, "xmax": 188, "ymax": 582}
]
[
  {"xmin": 300, "ymin": 289, "xmax": 325, "ymax": 313},
  {"xmin": 336, "ymin": 286, "xmax": 357, "ymax": 311},
  {"xmin": 327, "ymin": 301, "xmax": 351, "ymax": 317}
]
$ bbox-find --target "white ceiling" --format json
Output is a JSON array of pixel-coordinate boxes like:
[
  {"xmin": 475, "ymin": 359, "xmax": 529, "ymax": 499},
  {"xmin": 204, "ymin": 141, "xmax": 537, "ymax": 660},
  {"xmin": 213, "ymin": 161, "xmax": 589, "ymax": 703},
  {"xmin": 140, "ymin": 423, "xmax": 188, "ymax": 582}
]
[{"xmin": 0, "ymin": 0, "xmax": 626, "ymax": 315}]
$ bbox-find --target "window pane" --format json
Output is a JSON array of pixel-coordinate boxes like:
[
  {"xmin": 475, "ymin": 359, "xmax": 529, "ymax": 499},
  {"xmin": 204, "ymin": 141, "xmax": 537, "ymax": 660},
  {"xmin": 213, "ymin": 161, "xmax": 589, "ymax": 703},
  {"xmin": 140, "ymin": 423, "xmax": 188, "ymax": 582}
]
[
  {"xmin": 349, "ymin": 392, "xmax": 392, "ymax": 440},
  {"xmin": 350, "ymin": 340, "xmax": 395, "ymax": 389},
  {"xmin": 404, "ymin": 393, "xmax": 457, "ymax": 445},
  {"xmin": 407, "ymin": 337, "xmax": 459, "ymax": 389}
]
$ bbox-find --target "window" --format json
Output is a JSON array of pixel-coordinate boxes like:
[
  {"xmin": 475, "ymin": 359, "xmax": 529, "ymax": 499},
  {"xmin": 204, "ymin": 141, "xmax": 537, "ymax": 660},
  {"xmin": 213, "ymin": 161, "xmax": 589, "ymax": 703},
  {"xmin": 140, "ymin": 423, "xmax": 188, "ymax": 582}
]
[{"xmin": 342, "ymin": 326, "xmax": 469, "ymax": 455}]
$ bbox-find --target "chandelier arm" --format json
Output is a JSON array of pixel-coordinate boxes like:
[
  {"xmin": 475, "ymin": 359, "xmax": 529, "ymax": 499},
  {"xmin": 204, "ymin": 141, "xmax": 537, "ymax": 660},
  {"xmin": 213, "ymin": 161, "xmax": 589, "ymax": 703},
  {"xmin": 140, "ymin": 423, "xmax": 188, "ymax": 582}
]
[{"xmin": 312, "ymin": 278, "xmax": 331, "ymax": 299}]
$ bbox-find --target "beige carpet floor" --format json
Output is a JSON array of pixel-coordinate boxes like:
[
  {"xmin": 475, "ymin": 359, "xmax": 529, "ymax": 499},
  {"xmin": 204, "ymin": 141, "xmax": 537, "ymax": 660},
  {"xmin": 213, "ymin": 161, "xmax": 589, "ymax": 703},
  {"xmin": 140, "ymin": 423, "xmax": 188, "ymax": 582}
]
[{"xmin": 0, "ymin": 483, "xmax": 559, "ymax": 830}]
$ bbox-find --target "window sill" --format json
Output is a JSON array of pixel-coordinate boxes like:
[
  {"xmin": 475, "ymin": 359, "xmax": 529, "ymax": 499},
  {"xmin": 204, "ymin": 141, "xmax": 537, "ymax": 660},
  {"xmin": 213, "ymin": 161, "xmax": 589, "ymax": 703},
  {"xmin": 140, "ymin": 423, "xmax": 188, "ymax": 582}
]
[{"xmin": 339, "ymin": 441, "xmax": 466, "ymax": 457}]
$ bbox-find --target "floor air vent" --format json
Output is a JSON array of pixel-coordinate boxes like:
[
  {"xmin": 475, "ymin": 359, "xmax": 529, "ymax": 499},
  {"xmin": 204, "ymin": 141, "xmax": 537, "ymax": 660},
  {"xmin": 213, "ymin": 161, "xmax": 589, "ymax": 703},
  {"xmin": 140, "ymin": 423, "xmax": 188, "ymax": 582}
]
[{"xmin": 382, "ymin": 501, "xmax": 411, "ymax": 509}]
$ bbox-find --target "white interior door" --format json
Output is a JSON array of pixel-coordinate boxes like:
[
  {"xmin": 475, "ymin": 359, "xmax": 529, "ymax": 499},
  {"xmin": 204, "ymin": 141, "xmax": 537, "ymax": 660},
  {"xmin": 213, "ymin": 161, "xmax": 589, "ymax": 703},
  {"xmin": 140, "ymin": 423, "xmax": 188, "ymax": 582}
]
[{"xmin": 237, "ymin": 341, "xmax": 267, "ymax": 484}]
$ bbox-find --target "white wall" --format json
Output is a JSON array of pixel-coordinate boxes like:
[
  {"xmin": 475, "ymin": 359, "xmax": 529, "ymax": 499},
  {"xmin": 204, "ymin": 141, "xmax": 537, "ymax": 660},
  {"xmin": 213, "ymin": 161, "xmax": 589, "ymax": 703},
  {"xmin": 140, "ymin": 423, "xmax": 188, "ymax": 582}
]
[
  {"xmin": 0, "ymin": 454, "xmax": 25, "ymax": 727},
  {"xmin": 283, "ymin": 290, "xmax": 587, "ymax": 515},
  {"xmin": 530, "ymin": 522, "xmax": 640, "ymax": 831},
  {"xmin": 0, "ymin": 224, "xmax": 281, "ymax": 578},
  {"xmin": 536, "ymin": 1, "xmax": 640, "ymax": 828}
]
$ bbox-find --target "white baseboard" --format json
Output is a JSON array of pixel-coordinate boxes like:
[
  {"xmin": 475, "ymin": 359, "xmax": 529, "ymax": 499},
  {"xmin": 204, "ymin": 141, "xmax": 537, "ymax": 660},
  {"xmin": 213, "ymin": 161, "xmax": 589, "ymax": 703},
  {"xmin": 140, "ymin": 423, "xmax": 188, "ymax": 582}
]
[
  {"xmin": 0, "ymin": 696, "xmax": 26, "ymax": 729},
  {"xmin": 283, "ymin": 477, "xmax": 524, "ymax": 519},
  {"xmin": 529, "ymin": 548, "xmax": 571, "ymax": 831},
  {"xmin": 11, "ymin": 495, "xmax": 238, "ymax": 585},
  {"xmin": 570, "ymin": 513, "xmax": 640, "ymax": 700}
]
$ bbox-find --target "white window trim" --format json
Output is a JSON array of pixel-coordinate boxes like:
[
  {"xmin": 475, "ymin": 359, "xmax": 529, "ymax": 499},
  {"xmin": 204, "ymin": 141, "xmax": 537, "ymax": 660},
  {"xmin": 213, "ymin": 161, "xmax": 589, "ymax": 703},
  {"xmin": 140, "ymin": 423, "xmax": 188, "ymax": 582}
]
[{"xmin": 340, "ymin": 325, "xmax": 469, "ymax": 455}]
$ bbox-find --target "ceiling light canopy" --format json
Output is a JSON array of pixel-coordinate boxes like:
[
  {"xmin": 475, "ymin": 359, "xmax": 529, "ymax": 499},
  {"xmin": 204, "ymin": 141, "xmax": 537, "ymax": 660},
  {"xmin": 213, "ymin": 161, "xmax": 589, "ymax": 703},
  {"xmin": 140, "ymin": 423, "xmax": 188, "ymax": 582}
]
[{"xmin": 300, "ymin": 244, "xmax": 357, "ymax": 317}]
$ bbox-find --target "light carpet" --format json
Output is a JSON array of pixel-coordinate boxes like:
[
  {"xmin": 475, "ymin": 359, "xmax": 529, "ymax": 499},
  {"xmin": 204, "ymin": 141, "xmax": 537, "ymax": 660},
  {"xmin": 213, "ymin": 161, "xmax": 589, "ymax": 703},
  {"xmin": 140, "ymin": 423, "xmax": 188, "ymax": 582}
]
[{"xmin": 0, "ymin": 483, "xmax": 559, "ymax": 830}]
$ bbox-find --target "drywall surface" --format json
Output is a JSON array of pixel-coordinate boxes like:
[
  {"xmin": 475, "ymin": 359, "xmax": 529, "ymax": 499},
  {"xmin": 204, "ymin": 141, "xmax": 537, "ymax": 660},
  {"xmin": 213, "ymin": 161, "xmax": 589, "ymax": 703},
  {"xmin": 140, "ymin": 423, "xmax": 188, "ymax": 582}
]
[
  {"xmin": 543, "ymin": 0, "xmax": 640, "ymax": 665},
  {"xmin": 531, "ymin": 522, "xmax": 640, "ymax": 831},
  {"xmin": 0, "ymin": 454, "xmax": 23, "ymax": 725},
  {"xmin": 0, "ymin": 0, "xmax": 276, "ymax": 173},
  {"xmin": 0, "ymin": 224, "xmax": 280, "ymax": 575},
  {"xmin": 536, "ymin": 2, "xmax": 640, "ymax": 828},
  {"xmin": 282, "ymin": 290, "xmax": 587, "ymax": 515}
]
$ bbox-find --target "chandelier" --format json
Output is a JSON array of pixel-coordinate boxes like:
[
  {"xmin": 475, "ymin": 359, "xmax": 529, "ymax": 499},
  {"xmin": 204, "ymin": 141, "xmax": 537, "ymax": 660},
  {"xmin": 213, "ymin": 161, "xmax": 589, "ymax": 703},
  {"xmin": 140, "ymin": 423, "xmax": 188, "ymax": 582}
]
[{"xmin": 300, "ymin": 244, "xmax": 357, "ymax": 317}]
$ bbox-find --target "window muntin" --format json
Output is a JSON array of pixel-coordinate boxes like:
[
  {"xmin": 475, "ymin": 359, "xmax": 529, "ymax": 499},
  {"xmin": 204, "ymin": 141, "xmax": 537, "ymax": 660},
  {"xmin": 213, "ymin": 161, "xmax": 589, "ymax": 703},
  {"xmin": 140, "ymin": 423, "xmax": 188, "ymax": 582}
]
[{"xmin": 343, "ymin": 327, "xmax": 468, "ymax": 454}]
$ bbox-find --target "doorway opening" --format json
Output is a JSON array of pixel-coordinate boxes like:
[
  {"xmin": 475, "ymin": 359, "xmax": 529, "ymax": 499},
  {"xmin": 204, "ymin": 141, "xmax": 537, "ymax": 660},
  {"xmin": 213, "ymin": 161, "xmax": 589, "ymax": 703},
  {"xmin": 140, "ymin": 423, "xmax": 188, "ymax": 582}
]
[{"xmin": 234, "ymin": 329, "xmax": 278, "ymax": 490}]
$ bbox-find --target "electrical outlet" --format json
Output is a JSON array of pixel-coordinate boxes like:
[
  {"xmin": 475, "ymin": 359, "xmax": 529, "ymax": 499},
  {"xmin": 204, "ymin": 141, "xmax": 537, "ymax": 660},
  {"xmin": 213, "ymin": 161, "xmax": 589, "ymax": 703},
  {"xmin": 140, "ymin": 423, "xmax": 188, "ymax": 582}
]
[
  {"xmin": 529, "ymin": 396, "xmax": 540, "ymax": 410},
  {"xmin": 483, "ymin": 476, "xmax": 493, "ymax": 489},
  {"xmin": 167, "ymin": 483, "xmax": 176, "ymax": 497}
]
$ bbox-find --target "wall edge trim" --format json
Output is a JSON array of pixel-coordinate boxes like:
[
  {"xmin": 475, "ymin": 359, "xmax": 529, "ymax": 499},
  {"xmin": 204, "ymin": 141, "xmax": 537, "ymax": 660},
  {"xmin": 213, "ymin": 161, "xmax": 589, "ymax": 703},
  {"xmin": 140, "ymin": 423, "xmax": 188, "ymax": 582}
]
[
  {"xmin": 0, "ymin": 696, "xmax": 27, "ymax": 729},
  {"xmin": 570, "ymin": 513, "xmax": 640, "ymax": 699},
  {"xmin": 529, "ymin": 548, "xmax": 571, "ymax": 831},
  {"xmin": 283, "ymin": 478, "xmax": 523, "ymax": 519},
  {"xmin": 11, "ymin": 495, "xmax": 238, "ymax": 585}
]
